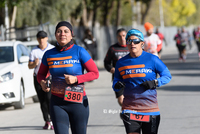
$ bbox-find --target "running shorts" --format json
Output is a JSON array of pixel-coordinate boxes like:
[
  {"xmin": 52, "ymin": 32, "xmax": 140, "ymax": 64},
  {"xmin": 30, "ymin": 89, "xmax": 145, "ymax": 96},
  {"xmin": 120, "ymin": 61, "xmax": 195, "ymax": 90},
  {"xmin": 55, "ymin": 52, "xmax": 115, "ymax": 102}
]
[{"xmin": 121, "ymin": 113, "xmax": 160, "ymax": 134}]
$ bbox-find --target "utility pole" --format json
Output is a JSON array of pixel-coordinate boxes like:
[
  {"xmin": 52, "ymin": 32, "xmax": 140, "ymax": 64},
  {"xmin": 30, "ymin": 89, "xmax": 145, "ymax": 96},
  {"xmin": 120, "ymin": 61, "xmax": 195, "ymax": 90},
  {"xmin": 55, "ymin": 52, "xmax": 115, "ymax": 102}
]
[
  {"xmin": 131, "ymin": 0, "xmax": 141, "ymax": 28},
  {"xmin": 136, "ymin": 1, "xmax": 141, "ymax": 26},
  {"xmin": 131, "ymin": 0, "xmax": 137, "ymax": 28},
  {"xmin": 5, "ymin": 1, "xmax": 9, "ymax": 29},
  {"xmin": 5, "ymin": 1, "xmax": 10, "ymax": 40},
  {"xmin": 159, "ymin": 0, "xmax": 164, "ymax": 31}
]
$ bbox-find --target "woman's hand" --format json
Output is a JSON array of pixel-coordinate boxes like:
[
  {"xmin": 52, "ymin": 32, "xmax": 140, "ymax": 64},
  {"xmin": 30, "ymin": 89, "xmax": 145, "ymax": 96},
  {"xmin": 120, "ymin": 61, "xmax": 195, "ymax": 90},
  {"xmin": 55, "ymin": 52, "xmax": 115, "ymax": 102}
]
[
  {"xmin": 40, "ymin": 80, "xmax": 51, "ymax": 92},
  {"xmin": 110, "ymin": 67, "xmax": 115, "ymax": 74},
  {"xmin": 64, "ymin": 74, "xmax": 78, "ymax": 84}
]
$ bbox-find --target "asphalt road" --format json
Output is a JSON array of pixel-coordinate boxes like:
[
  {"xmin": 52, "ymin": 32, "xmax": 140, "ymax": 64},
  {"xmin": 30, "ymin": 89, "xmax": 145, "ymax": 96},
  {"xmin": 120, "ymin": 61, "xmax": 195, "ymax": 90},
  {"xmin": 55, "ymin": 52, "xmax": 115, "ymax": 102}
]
[{"xmin": 0, "ymin": 44, "xmax": 200, "ymax": 134}]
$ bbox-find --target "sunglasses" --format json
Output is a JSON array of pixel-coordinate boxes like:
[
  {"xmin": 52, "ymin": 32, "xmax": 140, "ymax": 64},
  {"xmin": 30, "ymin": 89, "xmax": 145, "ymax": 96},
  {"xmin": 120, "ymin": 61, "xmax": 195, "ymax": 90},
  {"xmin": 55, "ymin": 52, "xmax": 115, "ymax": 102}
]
[{"xmin": 126, "ymin": 39, "xmax": 141, "ymax": 45}]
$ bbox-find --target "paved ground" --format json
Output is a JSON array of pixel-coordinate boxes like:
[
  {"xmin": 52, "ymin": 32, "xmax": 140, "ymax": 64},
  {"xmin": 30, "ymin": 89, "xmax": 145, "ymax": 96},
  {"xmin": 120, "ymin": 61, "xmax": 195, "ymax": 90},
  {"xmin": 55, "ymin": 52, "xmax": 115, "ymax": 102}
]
[{"xmin": 0, "ymin": 44, "xmax": 200, "ymax": 134}]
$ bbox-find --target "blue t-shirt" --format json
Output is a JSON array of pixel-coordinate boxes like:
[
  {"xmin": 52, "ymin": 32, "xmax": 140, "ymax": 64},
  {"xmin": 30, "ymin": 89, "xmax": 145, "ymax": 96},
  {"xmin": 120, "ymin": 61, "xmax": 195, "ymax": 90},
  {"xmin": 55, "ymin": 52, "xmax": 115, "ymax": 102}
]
[
  {"xmin": 42, "ymin": 44, "xmax": 91, "ymax": 95},
  {"xmin": 113, "ymin": 51, "xmax": 171, "ymax": 115}
]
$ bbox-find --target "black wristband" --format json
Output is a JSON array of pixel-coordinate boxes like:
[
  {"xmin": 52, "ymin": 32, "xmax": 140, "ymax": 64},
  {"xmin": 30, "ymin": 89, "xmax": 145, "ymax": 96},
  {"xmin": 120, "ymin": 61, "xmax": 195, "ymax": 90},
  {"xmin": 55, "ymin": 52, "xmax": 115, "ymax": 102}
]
[
  {"xmin": 114, "ymin": 81, "xmax": 125, "ymax": 89},
  {"xmin": 140, "ymin": 80, "xmax": 156, "ymax": 89}
]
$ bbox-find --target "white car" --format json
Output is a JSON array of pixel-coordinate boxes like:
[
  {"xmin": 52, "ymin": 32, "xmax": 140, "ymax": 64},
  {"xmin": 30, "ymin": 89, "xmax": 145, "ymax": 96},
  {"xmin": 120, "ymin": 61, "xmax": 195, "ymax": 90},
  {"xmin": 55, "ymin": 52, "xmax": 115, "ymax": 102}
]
[
  {"xmin": 23, "ymin": 40, "xmax": 38, "ymax": 51},
  {"xmin": 0, "ymin": 41, "xmax": 38, "ymax": 109}
]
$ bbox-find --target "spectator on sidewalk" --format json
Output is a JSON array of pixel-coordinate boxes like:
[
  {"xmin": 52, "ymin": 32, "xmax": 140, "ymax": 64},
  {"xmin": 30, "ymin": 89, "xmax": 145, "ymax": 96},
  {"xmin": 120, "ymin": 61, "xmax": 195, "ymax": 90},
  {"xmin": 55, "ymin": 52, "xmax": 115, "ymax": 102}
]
[{"xmin": 83, "ymin": 28, "xmax": 98, "ymax": 60}]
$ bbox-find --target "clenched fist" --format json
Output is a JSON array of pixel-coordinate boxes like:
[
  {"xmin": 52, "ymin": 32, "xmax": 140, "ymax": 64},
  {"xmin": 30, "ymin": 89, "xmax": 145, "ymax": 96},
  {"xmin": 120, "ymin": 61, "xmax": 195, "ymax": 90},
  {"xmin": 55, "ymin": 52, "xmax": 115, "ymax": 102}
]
[{"xmin": 64, "ymin": 74, "xmax": 78, "ymax": 84}]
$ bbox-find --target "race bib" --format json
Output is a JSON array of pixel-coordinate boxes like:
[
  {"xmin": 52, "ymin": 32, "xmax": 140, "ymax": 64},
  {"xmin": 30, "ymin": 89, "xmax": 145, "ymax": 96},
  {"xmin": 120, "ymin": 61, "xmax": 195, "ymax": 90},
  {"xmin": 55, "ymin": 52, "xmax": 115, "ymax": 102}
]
[
  {"xmin": 181, "ymin": 43, "xmax": 186, "ymax": 46},
  {"xmin": 130, "ymin": 114, "xmax": 150, "ymax": 122},
  {"xmin": 64, "ymin": 85, "xmax": 83, "ymax": 103}
]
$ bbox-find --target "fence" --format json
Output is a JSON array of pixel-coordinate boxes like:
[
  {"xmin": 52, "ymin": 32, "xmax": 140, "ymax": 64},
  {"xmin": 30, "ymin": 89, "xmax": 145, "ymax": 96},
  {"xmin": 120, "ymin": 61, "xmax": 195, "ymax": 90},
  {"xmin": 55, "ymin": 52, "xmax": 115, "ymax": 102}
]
[{"xmin": 0, "ymin": 24, "xmax": 197, "ymax": 68}]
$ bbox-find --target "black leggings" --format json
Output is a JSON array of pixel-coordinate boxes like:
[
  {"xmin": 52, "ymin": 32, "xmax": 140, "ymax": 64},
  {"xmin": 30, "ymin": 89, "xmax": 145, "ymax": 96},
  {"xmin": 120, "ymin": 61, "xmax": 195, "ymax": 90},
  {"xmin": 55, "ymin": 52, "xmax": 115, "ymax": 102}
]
[
  {"xmin": 196, "ymin": 41, "xmax": 200, "ymax": 52},
  {"xmin": 176, "ymin": 44, "xmax": 186, "ymax": 58},
  {"xmin": 50, "ymin": 95, "xmax": 89, "ymax": 134},
  {"xmin": 121, "ymin": 113, "xmax": 160, "ymax": 134},
  {"xmin": 34, "ymin": 76, "xmax": 51, "ymax": 122}
]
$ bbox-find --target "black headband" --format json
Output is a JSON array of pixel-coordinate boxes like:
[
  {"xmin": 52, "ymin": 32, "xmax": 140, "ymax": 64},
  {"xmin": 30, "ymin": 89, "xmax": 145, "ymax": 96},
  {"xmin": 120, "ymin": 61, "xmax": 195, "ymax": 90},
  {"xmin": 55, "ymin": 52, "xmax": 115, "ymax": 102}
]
[{"xmin": 55, "ymin": 21, "xmax": 73, "ymax": 35}]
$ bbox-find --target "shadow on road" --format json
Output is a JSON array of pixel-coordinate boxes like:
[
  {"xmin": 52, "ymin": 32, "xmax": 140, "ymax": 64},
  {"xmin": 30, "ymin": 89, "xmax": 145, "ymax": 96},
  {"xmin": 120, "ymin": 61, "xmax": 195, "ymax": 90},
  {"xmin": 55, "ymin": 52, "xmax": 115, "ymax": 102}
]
[
  {"xmin": 158, "ymin": 85, "xmax": 200, "ymax": 92},
  {"xmin": 161, "ymin": 53, "xmax": 200, "ymax": 71},
  {"xmin": 0, "ymin": 126, "xmax": 43, "ymax": 131},
  {"xmin": 0, "ymin": 104, "xmax": 13, "ymax": 111},
  {"xmin": 158, "ymin": 52, "xmax": 200, "ymax": 92},
  {"xmin": 172, "ymin": 73, "xmax": 200, "ymax": 77},
  {"xmin": 88, "ymin": 124, "xmax": 124, "ymax": 127},
  {"xmin": 165, "ymin": 61, "xmax": 200, "ymax": 70}
]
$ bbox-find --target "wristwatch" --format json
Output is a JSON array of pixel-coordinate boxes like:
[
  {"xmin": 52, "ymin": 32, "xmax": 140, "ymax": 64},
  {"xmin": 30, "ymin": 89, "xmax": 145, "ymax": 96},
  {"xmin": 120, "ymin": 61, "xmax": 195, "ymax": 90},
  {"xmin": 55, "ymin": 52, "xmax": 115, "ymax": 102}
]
[{"xmin": 154, "ymin": 79, "xmax": 158, "ymax": 86}]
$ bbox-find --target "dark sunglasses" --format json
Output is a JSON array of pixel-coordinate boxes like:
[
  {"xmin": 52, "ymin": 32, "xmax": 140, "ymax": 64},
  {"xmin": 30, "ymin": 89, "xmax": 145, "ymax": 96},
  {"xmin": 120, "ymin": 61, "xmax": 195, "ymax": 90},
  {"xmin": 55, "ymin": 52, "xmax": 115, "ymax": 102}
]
[{"xmin": 126, "ymin": 39, "xmax": 141, "ymax": 45}]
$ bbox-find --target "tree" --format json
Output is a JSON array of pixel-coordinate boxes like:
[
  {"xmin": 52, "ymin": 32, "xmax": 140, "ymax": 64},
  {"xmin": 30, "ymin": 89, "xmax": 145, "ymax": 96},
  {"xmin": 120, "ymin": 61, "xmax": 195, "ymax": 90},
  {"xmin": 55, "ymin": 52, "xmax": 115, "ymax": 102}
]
[
  {"xmin": 1, "ymin": 0, "xmax": 198, "ymax": 29},
  {"xmin": 144, "ymin": 0, "xmax": 196, "ymax": 27},
  {"xmin": 102, "ymin": 0, "xmax": 115, "ymax": 26},
  {"xmin": 120, "ymin": 0, "xmax": 132, "ymax": 26},
  {"xmin": 0, "ymin": 0, "xmax": 23, "ymax": 27},
  {"xmin": 186, "ymin": 0, "xmax": 200, "ymax": 26},
  {"xmin": 164, "ymin": 0, "xmax": 196, "ymax": 26},
  {"xmin": 100, "ymin": 0, "xmax": 132, "ymax": 27},
  {"xmin": 16, "ymin": 0, "xmax": 40, "ymax": 27},
  {"xmin": 78, "ymin": 0, "xmax": 106, "ymax": 28},
  {"xmin": 116, "ymin": 0, "xmax": 121, "ymax": 27},
  {"xmin": 16, "ymin": 0, "xmax": 81, "ymax": 27},
  {"xmin": 139, "ymin": 0, "xmax": 153, "ymax": 24}
]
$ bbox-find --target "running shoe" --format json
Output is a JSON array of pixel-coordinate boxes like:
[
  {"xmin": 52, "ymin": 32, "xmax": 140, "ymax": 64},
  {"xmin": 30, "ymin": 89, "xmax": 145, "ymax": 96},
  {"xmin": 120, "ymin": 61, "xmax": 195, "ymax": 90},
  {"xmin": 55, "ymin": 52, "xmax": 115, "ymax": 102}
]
[
  {"xmin": 43, "ymin": 121, "xmax": 51, "ymax": 130},
  {"xmin": 50, "ymin": 121, "xmax": 54, "ymax": 130}
]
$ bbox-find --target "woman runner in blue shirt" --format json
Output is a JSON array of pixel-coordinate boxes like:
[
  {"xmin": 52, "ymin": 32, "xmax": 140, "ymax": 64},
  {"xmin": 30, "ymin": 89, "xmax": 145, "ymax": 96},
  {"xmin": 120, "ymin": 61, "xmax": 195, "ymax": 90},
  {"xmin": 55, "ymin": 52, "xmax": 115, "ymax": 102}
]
[
  {"xmin": 37, "ymin": 21, "xmax": 99, "ymax": 134},
  {"xmin": 113, "ymin": 29, "xmax": 171, "ymax": 134}
]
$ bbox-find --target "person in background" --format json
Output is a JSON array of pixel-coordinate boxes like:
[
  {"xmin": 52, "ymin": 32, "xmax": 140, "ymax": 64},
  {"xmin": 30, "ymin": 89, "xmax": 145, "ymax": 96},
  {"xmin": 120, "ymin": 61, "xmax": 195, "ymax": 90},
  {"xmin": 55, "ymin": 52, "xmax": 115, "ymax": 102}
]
[
  {"xmin": 194, "ymin": 26, "xmax": 200, "ymax": 60},
  {"xmin": 104, "ymin": 28, "xmax": 129, "ymax": 106},
  {"xmin": 37, "ymin": 21, "xmax": 99, "ymax": 134},
  {"xmin": 83, "ymin": 28, "xmax": 98, "ymax": 60},
  {"xmin": 143, "ymin": 22, "xmax": 162, "ymax": 57},
  {"xmin": 179, "ymin": 27, "xmax": 190, "ymax": 62},
  {"xmin": 193, "ymin": 27, "xmax": 197, "ymax": 41},
  {"xmin": 174, "ymin": 28, "xmax": 183, "ymax": 61},
  {"xmin": 113, "ymin": 28, "xmax": 171, "ymax": 134},
  {"xmin": 155, "ymin": 27, "xmax": 168, "ymax": 58},
  {"xmin": 28, "ymin": 31, "xmax": 54, "ymax": 130}
]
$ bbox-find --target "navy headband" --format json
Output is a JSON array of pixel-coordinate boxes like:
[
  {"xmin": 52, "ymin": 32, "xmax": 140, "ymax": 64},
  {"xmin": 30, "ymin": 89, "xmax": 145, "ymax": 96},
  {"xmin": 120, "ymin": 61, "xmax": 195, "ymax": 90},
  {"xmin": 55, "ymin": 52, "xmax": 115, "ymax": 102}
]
[{"xmin": 55, "ymin": 21, "xmax": 73, "ymax": 35}]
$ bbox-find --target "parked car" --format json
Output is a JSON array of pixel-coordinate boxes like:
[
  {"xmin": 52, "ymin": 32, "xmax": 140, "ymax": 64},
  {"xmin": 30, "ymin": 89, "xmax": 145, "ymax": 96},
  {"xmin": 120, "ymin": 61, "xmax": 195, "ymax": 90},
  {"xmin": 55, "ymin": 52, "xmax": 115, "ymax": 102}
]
[
  {"xmin": 23, "ymin": 40, "xmax": 38, "ymax": 51},
  {"xmin": 0, "ymin": 41, "xmax": 38, "ymax": 109}
]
